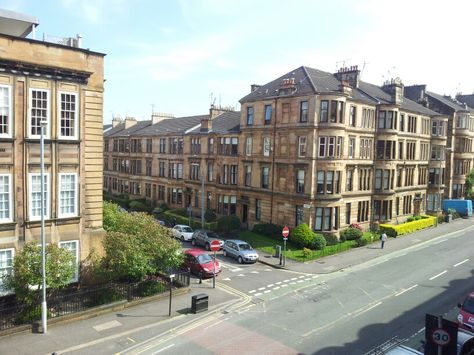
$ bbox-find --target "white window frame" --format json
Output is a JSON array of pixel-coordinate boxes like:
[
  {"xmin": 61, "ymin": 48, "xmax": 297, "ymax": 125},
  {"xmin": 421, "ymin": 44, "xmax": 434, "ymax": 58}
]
[
  {"xmin": 0, "ymin": 85, "xmax": 12, "ymax": 138},
  {"xmin": 58, "ymin": 91, "xmax": 79, "ymax": 140},
  {"xmin": 263, "ymin": 137, "xmax": 271, "ymax": 157},
  {"xmin": 0, "ymin": 248, "xmax": 14, "ymax": 295},
  {"xmin": 58, "ymin": 173, "xmax": 78, "ymax": 218},
  {"xmin": 246, "ymin": 137, "xmax": 252, "ymax": 156},
  {"xmin": 59, "ymin": 240, "xmax": 79, "ymax": 283},
  {"xmin": 29, "ymin": 173, "xmax": 50, "ymax": 221},
  {"xmin": 298, "ymin": 136, "xmax": 307, "ymax": 157},
  {"xmin": 0, "ymin": 174, "xmax": 12, "ymax": 223},
  {"xmin": 28, "ymin": 88, "xmax": 50, "ymax": 139}
]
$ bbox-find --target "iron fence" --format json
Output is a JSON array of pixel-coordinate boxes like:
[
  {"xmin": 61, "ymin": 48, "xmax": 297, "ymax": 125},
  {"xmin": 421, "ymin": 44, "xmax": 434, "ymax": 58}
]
[{"xmin": 0, "ymin": 271, "xmax": 190, "ymax": 332}]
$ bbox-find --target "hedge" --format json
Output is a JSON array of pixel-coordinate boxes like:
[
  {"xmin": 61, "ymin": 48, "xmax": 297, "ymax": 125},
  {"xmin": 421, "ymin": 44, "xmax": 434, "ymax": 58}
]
[
  {"xmin": 161, "ymin": 210, "xmax": 218, "ymax": 230},
  {"xmin": 379, "ymin": 215, "xmax": 436, "ymax": 237}
]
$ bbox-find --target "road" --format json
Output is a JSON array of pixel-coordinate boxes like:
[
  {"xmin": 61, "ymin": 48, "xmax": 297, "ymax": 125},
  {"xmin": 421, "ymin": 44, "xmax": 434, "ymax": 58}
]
[{"xmin": 117, "ymin": 226, "xmax": 474, "ymax": 354}]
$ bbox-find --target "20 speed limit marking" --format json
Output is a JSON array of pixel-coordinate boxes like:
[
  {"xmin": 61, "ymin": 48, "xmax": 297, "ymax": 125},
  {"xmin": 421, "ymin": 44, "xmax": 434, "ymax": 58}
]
[{"xmin": 431, "ymin": 328, "xmax": 451, "ymax": 346}]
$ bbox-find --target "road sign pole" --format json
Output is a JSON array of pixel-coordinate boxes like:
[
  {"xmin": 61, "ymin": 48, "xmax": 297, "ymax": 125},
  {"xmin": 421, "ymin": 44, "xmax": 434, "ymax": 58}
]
[
  {"xmin": 213, "ymin": 251, "xmax": 216, "ymax": 289},
  {"xmin": 283, "ymin": 239, "xmax": 286, "ymax": 267},
  {"xmin": 437, "ymin": 315, "xmax": 442, "ymax": 355}
]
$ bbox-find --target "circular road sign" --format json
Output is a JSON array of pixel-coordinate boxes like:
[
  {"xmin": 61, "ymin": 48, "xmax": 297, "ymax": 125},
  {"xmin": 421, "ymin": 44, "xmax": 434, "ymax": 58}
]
[
  {"xmin": 282, "ymin": 226, "xmax": 289, "ymax": 239},
  {"xmin": 210, "ymin": 240, "xmax": 221, "ymax": 252},
  {"xmin": 431, "ymin": 328, "xmax": 451, "ymax": 346}
]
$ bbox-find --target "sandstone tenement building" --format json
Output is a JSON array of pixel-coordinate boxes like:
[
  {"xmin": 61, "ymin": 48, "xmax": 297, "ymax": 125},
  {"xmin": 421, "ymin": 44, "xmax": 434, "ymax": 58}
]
[
  {"xmin": 103, "ymin": 65, "xmax": 474, "ymax": 235},
  {"xmin": 0, "ymin": 10, "xmax": 105, "ymax": 292}
]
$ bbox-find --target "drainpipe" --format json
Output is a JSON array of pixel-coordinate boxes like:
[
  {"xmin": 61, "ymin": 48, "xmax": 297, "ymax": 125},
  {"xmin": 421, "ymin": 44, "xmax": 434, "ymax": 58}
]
[{"xmin": 269, "ymin": 99, "xmax": 277, "ymax": 224}]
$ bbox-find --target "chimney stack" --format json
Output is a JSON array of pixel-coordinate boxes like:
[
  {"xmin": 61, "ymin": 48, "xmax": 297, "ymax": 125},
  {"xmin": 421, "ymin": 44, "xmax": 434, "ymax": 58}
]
[
  {"xmin": 334, "ymin": 65, "xmax": 360, "ymax": 88},
  {"xmin": 112, "ymin": 116, "xmax": 122, "ymax": 127},
  {"xmin": 152, "ymin": 112, "xmax": 174, "ymax": 125},
  {"xmin": 124, "ymin": 117, "xmax": 137, "ymax": 129},
  {"xmin": 251, "ymin": 84, "xmax": 261, "ymax": 92},
  {"xmin": 382, "ymin": 78, "xmax": 404, "ymax": 105},
  {"xmin": 201, "ymin": 118, "xmax": 211, "ymax": 132}
]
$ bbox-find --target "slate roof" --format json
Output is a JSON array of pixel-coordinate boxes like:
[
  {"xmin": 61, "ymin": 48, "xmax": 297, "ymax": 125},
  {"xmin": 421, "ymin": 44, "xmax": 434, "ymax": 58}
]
[
  {"xmin": 104, "ymin": 120, "xmax": 152, "ymax": 138},
  {"xmin": 240, "ymin": 65, "xmax": 436, "ymax": 115},
  {"xmin": 188, "ymin": 111, "xmax": 241, "ymax": 134},
  {"xmin": 135, "ymin": 115, "xmax": 207, "ymax": 136},
  {"xmin": 359, "ymin": 81, "xmax": 439, "ymax": 116},
  {"xmin": 455, "ymin": 94, "xmax": 474, "ymax": 110},
  {"xmin": 426, "ymin": 91, "xmax": 470, "ymax": 112}
]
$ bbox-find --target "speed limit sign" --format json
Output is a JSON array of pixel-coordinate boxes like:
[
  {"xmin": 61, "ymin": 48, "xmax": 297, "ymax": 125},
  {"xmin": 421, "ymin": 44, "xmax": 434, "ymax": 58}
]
[{"xmin": 431, "ymin": 328, "xmax": 451, "ymax": 346}]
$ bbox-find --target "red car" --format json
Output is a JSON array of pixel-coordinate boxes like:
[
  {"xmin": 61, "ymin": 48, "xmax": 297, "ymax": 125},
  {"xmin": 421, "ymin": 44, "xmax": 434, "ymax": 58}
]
[
  {"xmin": 183, "ymin": 249, "xmax": 221, "ymax": 278},
  {"xmin": 458, "ymin": 292, "xmax": 474, "ymax": 331}
]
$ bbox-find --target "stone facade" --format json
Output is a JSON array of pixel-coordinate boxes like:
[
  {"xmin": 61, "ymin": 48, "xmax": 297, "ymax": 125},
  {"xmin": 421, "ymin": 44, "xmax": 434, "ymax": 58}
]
[{"xmin": 0, "ymin": 32, "xmax": 105, "ymax": 289}]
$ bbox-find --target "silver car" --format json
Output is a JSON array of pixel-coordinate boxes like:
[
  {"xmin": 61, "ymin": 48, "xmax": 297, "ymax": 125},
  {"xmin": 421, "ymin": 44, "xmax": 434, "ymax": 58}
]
[{"xmin": 222, "ymin": 239, "xmax": 259, "ymax": 264}]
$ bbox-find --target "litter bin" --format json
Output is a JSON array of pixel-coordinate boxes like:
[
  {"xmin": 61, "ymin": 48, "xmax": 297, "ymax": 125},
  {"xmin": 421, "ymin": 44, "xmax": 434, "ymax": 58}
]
[
  {"xmin": 274, "ymin": 245, "xmax": 281, "ymax": 258},
  {"xmin": 447, "ymin": 214, "xmax": 452, "ymax": 223},
  {"xmin": 191, "ymin": 293, "xmax": 208, "ymax": 314}
]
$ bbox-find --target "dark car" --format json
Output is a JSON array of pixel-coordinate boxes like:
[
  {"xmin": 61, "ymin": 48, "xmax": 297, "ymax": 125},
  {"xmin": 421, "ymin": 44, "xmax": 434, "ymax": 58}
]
[
  {"xmin": 183, "ymin": 249, "xmax": 221, "ymax": 278},
  {"xmin": 191, "ymin": 230, "xmax": 224, "ymax": 251}
]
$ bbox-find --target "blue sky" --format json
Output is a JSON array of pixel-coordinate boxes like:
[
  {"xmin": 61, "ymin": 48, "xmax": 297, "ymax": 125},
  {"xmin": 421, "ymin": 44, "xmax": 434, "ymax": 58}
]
[{"xmin": 2, "ymin": 0, "xmax": 474, "ymax": 123}]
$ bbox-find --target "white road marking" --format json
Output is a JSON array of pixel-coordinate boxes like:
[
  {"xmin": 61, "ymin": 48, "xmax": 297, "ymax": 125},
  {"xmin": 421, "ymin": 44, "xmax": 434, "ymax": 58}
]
[
  {"xmin": 429, "ymin": 270, "xmax": 447, "ymax": 280},
  {"xmin": 237, "ymin": 274, "xmax": 245, "ymax": 277},
  {"xmin": 291, "ymin": 277, "xmax": 298, "ymax": 280},
  {"xmin": 254, "ymin": 292, "xmax": 263, "ymax": 296},
  {"xmin": 299, "ymin": 275, "xmax": 305, "ymax": 279},
  {"xmin": 273, "ymin": 286, "xmax": 280, "ymax": 290},
  {"xmin": 454, "ymin": 259, "xmax": 469, "ymax": 267},
  {"xmin": 152, "ymin": 343, "xmax": 175, "ymax": 354},
  {"xmin": 264, "ymin": 268, "xmax": 272, "ymax": 272},
  {"xmin": 264, "ymin": 290, "xmax": 271, "ymax": 293},
  {"xmin": 222, "ymin": 277, "xmax": 231, "ymax": 281},
  {"xmin": 248, "ymin": 290, "xmax": 256, "ymax": 294},
  {"xmin": 258, "ymin": 287, "xmax": 266, "ymax": 291},
  {"xmin": 275, "ymin": 281, "xmax": 282, "ymax": 285},
  {"xmin": 250, "ymin": 271, "xmax": 259, "ymax": 274},
  {"xmin": 204, "ymin": 319, "xmax": 223, "ymax": 330},
  {"xmin": 290, "ymin": 282, "xmax": 297, "ymax": 285},
  {"xmin": 93, "ymin": 320, "xmax": 122, "ymax": 332},
  {"xmin": 283, "ymin": 279, "xmax": 290, "ymax": 282},
  {"xmin": 127, "ymin": 337, "xmax": 136, "ymax": 343},
  {"xmin": 281, "ymin": 284, "xmax": 288, "ymax": 288},
  {"xmin": 395, "ymin": 284, "xmax": 418, "ymax": 297},
  {"xmin": 312, "ymin": 275, "xmax": 319, "ymax": 279},
  {"xmin": 433, "ymin": 239, "xmax": 447, "ymax": 244},
  {"xmin": 297, "ymin": 280, "xmax": 304, "ymax": 283},
  {"xmin": 267, "ymin": 284, "xmax": 274, "ymax": 287},
  {"xmin": 304, "ymin": 278, "xmax": 311, "ymax": 281},
  {"xmin": 353, "ymin": 301, "xmax": 382, "ymax": 317}
]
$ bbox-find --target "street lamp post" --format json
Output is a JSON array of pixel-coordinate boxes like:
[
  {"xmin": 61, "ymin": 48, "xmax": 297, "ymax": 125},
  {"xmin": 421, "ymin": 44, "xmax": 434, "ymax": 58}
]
[
  {"xmin": 438, "ymin": 147, "xmax": 452, "ymax": 225},
  {"xmin": 40, "ymin": 120, "xmax": 47, "ymax": 334}
]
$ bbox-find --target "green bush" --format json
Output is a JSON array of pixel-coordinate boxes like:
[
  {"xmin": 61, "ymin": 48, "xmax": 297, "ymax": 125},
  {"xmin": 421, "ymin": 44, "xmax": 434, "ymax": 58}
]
[
  {"xmin": 129, "ymin": 200, "xmax": 152, "ymax": 213},
  {"xmin": 217, "ymin": 215, "xmax": 241, "ymax": 235},
  {"xmin": 311, "ymin": 234, "xmax": 327, "ymax": 250},
  {"xmin": 340, "ymin": 227, "xmax": 362, "ymax": 241},
  {"xmin": 290, "ymin": 223, "xmax": 316, "ymax": 248},
  {"xmin": 414, "ymin": 215, "xmax": 422, "ymax": 220},
  {"xmin": 204, "ymin": 209, "xmax": 217, "ymax": 222},
  {"xmin": 323, "ymin": 233, "xmax": 339, "ymax": 246},
  {"xmin": 339, "ymin": 234, "xmax": 346, "ymax": 243},
  {"xmin": 161, "ymin": 210, "xmax": 218, "ymax": 230},
  {"xmin": 252, "ymin": 223, "xmax": 284, "ymax": 239},
  {"xmin": 302, "ymin": 247, "xmax": 312, "ymax": 257},
  {"xmin": 354, "ymin": 238, "xmax": 368, "ymax": 247},
  {"xmin": 136, "ymin": 281, "xmax": 166, "ymax": 297},
  {"xmin": 406, "ymin": 216, "xmax": 415, "ymax": 222},
  {"xmin": 90, "ymin": 288, "xmax": 123, "ymax": 306}
]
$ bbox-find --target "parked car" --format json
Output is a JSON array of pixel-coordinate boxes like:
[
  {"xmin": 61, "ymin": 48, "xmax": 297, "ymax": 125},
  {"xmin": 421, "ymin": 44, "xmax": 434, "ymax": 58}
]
[
  {"xmin": 183, "ymin": 249, "xmax": 221, "ymax": 278},
  {"xmin": 458, "ymin": 292, "xmax": 474, "ymax": 331},
  {"xmin": 222, "ymin": 239, "xmax": 259, "ymax": 264},
  {"xmin": 171, "ymin": 224, "xmax": 194, "ymax": 241},
  {"xmin": 191, "ymin": 230, "xmax": 224, "ymax": 251}
]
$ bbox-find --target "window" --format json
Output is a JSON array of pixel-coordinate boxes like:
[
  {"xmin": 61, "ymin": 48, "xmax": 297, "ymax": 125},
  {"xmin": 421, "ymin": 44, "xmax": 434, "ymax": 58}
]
[
  {"xmin": 230, "ymin": 165, "xmax": 238, "ymax": 185},
  {"xmin": 296, "ymin": 206, "xmax": 304, "ymax": 226},
  {"xmin": 378, "ymin": 110, "xmax": 397, "ymax": 130},
  {"xmin": 30, "ymin": 89, "xmax": 50, "ymax": 138},
  {"xmin": 357, "ymin": 167, "xmax": 371, "ymax": 190},
  {"xmin": 314, "ymin": 207, "xmax": 337, "ymax": 231},
  {"xmin": 0, "ymin": 85, "xmax": 11, "ymax": 137},
  {"xmin": 345, "ymin": 203, "xmax": 351, "ymax": 224},
  {"xmin": 300, "ymin": 101, "xmax": 308, "ymax": 122},
  {"xmin": 357, "ymin": 201, "xmax": 369, "ymax": 222},
  {"xmin": 208, "ymin": 138, "xmax": 214, "ymax": 154},
  {"xmin": 145, "ymin": 183, "xmax": 151, "ymax": 198},
  {"xmin": 190, "ymin": 164, "xmax": 200, "ymax": 181},
  {"xmin": 348, "ymin": 138, "xmax": 355, "ymax": 159},
  {"xmin": 29, "ymin": 173, "xmax": 49, "ymax": 220},
  {"xmin": 320, "ymin": 100, "xmax": 328, "ymax": 122},
  {"xmin": 146, "ymin": 160, "xmax": 152, "ymax": 176},
  {"xmin": 374, "ymin": 200, "xmax": 392, "ymax": 221},
  {"xmin": 349, "ymin": 106, "xmax": 356, "ymax": 126},
  {"xmin": 246, "ymin": 106, "xmax": 254, "ymax": 125},
  {"xmin": 296, "ymin": 170, "xmax": 305, "ymax": 193},
  {"xmin": 346, "ymin": 168, "xmax": 354, "ymax": 192},
  {"xmin": 245, "ymin": 137, "xmax": 252, "ymax": 156},
  {"xmin": 58, "ymin": 92, "xmax": 78, "ymax": 139},
  {"xmin": 318, "ymin": 137, "xmax": 327, "ymax": 157},
  {"xmin": 375, "ymin": 169, "xmax": 394, "ymax": 191},
  {"xmin": 58, "ymin": 173, "xmax": 77, "ymax": 217},
  {"xmin": 264, "ymin": 105, "xmax": 272, "ymax": 125},
  {"xmin": 159, "ymin": 138, "xmax": 166, "ymax": 153},
  {"xmin": 158, "ymin": 185, "xmax": 165, "ymax": 200},
  {"xmin": 316, "ymin": 170, "xmax": 340, "ymax": 194},
  {"xmin": 298, "ymin": 136, "xmax": 307, "ymax": 157},
  {"xmin": 0, "ymin": 175, "xmax": 11, "ymax": 222},
  {"xmin": 399, "ymin": 114, "xmax": 405, "ymax": 132},
  {"xmin": 159, "ymin": 161, "xmax": 166, "ymax": 177},
  {"xmin": 191, "ymin": 138, "xmax": 201, "ymax": 154},
  {"xmin": 146, "ymin": 139, "xmax": 152, "ymax": 153},
  {"xmin": 0, "ymin": 248, "xmax": 14, "ymax": 295},
  {"xmin": 59, "ymin": 240, "xmax": 79, "ymax": 282},
  {"xmin": 261, "ymin": 167, "xmax": 270, "ymax": 188},
  {"xmin": 207, "ymin": 163, "xmax": 214, "ymax": 182},
  {"xmin": 245, "ymin": 165, "xmax": 252, "ymax": 186},
  {"xmin": 408, "ymin": 115, "xmax": 417, "ymax": 133},
  {"xmin": 263, "ymin": 137, "xmax": 271, "ymax": 156},
  {"xmin": 255, "ymin": 199, "xmax": 261, "ymax": 221}
]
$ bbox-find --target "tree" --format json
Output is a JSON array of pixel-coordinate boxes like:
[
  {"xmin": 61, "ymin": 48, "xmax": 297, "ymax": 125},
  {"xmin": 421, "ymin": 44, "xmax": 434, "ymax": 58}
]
[
  {"xmin": 290, "ymin": 223, "xmax": 317, "ymax": 248},
  {"xmin": 465, "ymin": 169, "xmax": 474, "ymax": 199},
  {"xmin": 101, "ymin": 202, "xmax": 183, "ymax": 281},
  {"xmin": 5, "ymin": 242, "xmax": 75, "ymax": 305}
]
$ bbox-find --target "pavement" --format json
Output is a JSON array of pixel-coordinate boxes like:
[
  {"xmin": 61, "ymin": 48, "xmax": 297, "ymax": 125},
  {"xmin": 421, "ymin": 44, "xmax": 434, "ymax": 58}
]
[{"xmin": 0, "ymin": 217, "xmax": 472, "ymax": 354}]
